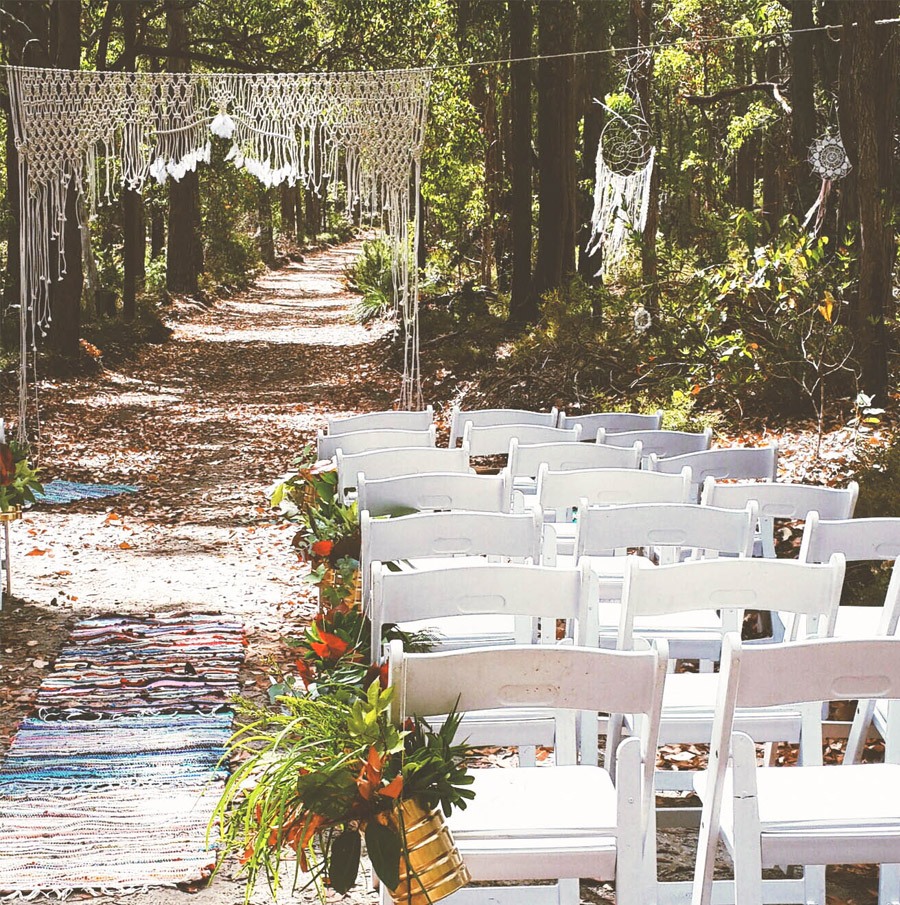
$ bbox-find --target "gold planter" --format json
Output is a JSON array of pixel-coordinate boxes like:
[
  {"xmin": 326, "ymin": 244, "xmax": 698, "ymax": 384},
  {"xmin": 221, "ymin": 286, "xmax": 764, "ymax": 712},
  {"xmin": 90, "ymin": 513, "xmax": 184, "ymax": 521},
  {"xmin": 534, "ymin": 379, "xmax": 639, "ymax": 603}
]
[
  {"xmin": 388, "ymin": 799, "xmax": 470, "ymax": 905},
  {"xmin": 0, "ymin": 505, "xmax": 22, "ymax": 523},
  {"xmin": 319, "ymin": 566, "xmax": 362, "ymax": 609}
]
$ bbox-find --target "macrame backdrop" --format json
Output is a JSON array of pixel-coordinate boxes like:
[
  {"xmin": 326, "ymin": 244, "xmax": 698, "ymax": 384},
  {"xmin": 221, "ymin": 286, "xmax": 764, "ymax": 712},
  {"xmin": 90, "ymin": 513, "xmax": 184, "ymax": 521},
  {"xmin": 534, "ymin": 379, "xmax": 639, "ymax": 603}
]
[{"xmin": 6, "ymin": 66, "xmax": 432, "ymax": 438}]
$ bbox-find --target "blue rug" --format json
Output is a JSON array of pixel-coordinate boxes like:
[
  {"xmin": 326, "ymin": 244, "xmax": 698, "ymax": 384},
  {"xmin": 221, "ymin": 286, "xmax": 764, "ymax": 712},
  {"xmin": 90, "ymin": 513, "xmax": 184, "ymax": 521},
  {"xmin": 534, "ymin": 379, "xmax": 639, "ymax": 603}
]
[{"xmin": 33, "ymin": 480, "xmax": 139, "ymax": 505}]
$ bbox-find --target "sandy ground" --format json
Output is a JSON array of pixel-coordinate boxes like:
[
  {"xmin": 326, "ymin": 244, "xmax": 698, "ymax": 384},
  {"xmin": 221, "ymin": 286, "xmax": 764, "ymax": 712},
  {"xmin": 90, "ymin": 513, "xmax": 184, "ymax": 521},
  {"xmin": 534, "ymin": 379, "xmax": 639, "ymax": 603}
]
[{"xmin": 0, "ymin": 241, "xmax": 879, "ymax": 904}]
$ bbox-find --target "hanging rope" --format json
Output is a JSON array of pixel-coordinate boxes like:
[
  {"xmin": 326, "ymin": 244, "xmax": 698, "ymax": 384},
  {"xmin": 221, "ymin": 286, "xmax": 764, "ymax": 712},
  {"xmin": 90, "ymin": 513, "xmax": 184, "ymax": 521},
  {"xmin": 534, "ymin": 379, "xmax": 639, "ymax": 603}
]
[{"xmin": 5, "ymin": 65, "xmax": 432, "ymax": 437}]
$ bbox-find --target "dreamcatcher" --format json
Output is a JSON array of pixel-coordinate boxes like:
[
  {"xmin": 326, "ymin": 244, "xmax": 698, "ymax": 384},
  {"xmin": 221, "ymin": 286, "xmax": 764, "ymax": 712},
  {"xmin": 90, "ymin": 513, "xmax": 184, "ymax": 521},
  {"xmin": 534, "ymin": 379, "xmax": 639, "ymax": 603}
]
[
  {"xmin": 587, "ymin": 105, "xmax": 656, "ymax": 277},
  {"xmin": 803, "ymin": 132, "xmax": 851, "ymax": 235}
]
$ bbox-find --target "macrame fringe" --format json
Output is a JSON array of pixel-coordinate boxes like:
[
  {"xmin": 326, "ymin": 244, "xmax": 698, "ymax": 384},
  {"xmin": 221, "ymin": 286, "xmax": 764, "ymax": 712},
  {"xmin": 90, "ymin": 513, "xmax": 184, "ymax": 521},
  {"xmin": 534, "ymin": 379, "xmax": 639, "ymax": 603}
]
[
  {"xmin": 587, "ymin": 144, "xmax": 655, "ymax": 277},
  {"xmin": 5, "ymin": 66, "xmax": 432, "ymax": 439}
]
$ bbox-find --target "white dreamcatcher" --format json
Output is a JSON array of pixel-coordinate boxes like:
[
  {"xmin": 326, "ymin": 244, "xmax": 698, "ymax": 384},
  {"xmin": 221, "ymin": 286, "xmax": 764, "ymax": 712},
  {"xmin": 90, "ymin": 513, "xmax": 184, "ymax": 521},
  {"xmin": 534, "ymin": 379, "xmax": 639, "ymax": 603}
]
[
  {"xmin": 803, "ymin": 132, "xmax": 851, "ymax": 234},
  {"xmin": 587, "ymin": 104, "xmax": 656, "ymax": 277}
]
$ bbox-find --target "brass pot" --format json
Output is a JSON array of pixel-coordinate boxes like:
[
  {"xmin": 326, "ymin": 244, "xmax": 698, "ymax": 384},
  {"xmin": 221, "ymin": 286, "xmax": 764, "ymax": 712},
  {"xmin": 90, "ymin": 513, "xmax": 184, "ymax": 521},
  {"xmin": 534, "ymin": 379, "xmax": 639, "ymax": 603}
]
[
  {"xmin": 0, "ymin": 505, "xmax": 22, "ymax": 523},
  {"xmin": 388, "ymin": 799, "xmax": 470, "ymax": 905},
  {"xmin": 319, "ymin": 566, "xmax": 362, "ymax": 609}
]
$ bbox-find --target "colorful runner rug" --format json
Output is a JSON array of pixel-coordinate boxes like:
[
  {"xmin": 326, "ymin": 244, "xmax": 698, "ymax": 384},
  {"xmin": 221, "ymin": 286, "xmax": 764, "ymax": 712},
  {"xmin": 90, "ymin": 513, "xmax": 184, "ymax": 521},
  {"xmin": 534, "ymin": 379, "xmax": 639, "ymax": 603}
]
[
  {"xmin": 0, "ymin": 615, "xmax": 244, "ymax": 899},
  {"xmin": 32, "ymin": 481, "xmax": 139, "ymax": 505}
]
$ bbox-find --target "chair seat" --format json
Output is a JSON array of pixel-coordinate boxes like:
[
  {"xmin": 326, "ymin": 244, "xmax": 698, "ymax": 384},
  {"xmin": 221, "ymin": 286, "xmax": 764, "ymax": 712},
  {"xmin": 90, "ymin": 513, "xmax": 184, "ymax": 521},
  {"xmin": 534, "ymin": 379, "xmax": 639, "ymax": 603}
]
[
  {"xmin": 834, "ymin": 604, "xmax": 883, "ymax": 638},
  {"xmin": 694, "ymin": 763, "xmax": 900, "ymax": 865},
  {"xmin": 448, "ymin": 765, "xmax": 619, "ymax": 880},
  {"xmin": 396, "ymin": 615, "xmax": 519, "ymax": 649},
  {"xmin": 655, "ymin": 674, "xmax": 804, "ymax": 744}
]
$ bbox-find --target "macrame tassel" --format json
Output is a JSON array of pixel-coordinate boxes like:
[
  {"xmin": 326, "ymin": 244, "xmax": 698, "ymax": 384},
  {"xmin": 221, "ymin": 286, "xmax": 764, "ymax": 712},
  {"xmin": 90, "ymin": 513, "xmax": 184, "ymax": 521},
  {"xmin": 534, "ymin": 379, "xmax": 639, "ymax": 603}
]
[{"xmin": 588, "ymin": 144, "xmax": 655, "ymax": 276}]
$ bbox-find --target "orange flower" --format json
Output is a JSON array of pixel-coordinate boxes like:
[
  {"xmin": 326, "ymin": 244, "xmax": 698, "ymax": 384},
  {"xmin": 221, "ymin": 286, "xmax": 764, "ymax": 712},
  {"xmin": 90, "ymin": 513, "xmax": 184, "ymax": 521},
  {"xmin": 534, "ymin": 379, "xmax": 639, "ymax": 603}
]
[
  {"xmin": 311, "ymin": 539, "xmax": 334, "ymax": 557},
  {"xmin": 379, "ymin": 775, "xmax": 404, "ymax": 799},
  {"xmin": 294, "ymin": 659, "xmax": 315, "ymax": 687},
  {"xmin": 309, "ymin": 630, "xmax": 350, "ymax": 661}
]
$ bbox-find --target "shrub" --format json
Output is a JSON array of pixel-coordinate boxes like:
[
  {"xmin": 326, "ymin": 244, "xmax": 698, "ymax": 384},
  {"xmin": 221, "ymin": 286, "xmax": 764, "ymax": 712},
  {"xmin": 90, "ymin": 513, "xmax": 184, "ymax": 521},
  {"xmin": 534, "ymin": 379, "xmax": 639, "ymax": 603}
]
[{"xmin": 347, "ymin": 237, "xmax": 396, "ymax": 324}]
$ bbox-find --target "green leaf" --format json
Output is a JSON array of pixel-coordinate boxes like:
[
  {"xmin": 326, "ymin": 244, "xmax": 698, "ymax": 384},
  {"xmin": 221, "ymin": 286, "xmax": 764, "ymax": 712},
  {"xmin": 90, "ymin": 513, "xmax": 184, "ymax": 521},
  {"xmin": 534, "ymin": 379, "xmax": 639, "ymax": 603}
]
[
  {"xmin": 329, "ymin": 828, "xmax": 361, "ymax": 894},
  {"xmin": 365, "ymin": 821, "xmax": 401, "ymax": 890}
]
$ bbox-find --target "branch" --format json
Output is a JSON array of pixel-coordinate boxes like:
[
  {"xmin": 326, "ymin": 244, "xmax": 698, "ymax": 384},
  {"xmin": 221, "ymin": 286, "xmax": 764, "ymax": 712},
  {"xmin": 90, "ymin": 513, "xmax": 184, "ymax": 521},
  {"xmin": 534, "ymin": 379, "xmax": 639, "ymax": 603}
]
[
  {"xmin": 124, "ymin": 43, "xmax": 267, "ymax": 72},
  {"xmin": 685, "ymin": 81, "xmax": 792, "ymax": 115}
]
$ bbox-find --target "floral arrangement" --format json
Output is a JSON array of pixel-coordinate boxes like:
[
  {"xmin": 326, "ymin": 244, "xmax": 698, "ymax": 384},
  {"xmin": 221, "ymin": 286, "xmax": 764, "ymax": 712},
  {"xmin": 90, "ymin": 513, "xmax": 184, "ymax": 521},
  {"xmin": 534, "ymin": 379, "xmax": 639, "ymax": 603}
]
[
  {"xmin": 214, "ymin": 678, "xmax": 473, "ymax": 900},
  {"xmin": 271, "ymin": 449, "xmax": 361, "ymax": 606},
  {"xmin": 0, "ymin": 439, "xmax": 42, "ymax": 512}
]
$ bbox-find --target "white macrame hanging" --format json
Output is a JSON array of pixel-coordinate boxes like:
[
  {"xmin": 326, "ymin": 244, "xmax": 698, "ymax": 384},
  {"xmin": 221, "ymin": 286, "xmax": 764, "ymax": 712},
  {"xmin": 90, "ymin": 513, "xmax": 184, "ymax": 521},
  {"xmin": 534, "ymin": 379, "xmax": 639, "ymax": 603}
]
[
  {"xmin": 587, "ymin": 107, "xmax": 655, "ymax": 277},
  {"xmin": 803, "ymin": 132, "xmax": 851, "ymax": 235},
  {"xmin": 5, "ymin": 66, "xmax": 432, "ymax": 438}
]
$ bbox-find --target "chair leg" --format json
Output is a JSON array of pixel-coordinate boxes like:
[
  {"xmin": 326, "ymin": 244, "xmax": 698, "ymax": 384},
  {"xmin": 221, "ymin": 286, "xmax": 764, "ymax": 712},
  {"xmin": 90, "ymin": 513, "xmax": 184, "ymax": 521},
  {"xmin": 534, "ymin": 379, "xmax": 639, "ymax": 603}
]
[
  {"xmin": 879, "ymin": 863, "xmax": 900, "ymax": 905},
  {"xmin": 802, "ymin": 864, "xmax": 826, "ymax": 905},
  {"xmin": 614, "ymin": 737, "xmax": 647, "ymax": 905},
  {"xmin": 557, "ymin": 878, "xmax": 579, "ymax": 905},
  {"xmin": 731, "ymin": 734, "xmax": 764, "ymax": 905}
]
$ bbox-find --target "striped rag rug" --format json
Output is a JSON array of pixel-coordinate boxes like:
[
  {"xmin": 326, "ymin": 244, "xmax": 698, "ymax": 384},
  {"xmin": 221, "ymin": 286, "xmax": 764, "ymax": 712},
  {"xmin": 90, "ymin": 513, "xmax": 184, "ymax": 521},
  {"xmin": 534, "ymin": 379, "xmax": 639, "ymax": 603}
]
[
  {"xmin": 0, "ymin": 615, "xmax": 244, "ymax": 900},
  {"xmin": 32, "ymin": 481, "xmax": 140, "ymax": 506}
]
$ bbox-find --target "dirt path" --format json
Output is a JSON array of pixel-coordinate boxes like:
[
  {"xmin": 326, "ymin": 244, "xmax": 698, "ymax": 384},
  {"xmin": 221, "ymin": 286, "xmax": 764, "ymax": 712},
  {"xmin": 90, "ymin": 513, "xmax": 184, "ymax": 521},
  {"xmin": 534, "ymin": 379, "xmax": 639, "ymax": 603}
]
[{"xmin": 0, "ymin": 240, "xmax": 393, "ymax": 904}]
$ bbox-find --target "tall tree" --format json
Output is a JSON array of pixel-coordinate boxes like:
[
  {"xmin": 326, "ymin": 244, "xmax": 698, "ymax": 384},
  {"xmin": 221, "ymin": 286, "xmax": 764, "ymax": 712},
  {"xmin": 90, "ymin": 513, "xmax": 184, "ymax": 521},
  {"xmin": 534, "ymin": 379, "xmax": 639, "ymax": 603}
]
[
  {"xmin": 788, "ymin": 0, "xmax": 817, "ymax": 213},
  {"xmin": 838, "ymin": 0, "xmax": 898, "ymax": 402},
  {"xmin": 48, "ymin": 0, "xmax": 82, "ymax": 358},
  {"xmin": 533, "ymin": 0, "xmax": 576, "ymax": 299},
  {"xmin": 165, "ymin": 0, "xmax": 203, "ymax": 296},
  {"xmin": 630, "ymin": 0, "xmax": 659, "ymax": 313},
  {"xmin": 121, "ymin": 0, "xmax": 145, "ymax": 320},
  {"xmin": 507, "ymin": 0, "xmax": 535, "ymax": 323}
]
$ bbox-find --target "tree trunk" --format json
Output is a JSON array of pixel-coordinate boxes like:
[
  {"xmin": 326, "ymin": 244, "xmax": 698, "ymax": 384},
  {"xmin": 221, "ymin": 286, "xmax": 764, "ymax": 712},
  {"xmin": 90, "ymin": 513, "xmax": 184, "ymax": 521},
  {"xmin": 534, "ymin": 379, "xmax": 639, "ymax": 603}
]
[
  {"xmin": 576, "ymin": 1, "xmax": 610, "ymax": 291},
  {"xmin": 839, "ymin": 0, "xmax": 898, "ymax": 403},
  {"xmin": 305, "ymin": 188, "xmax": 321, "ymax": 239},
  {"xmin": 257, "ymin": 187, "xmax": 276, "ymax": 267},
  {"xmin": 790, "ymin": 1, "xmax": 817, "ymax": 213},
  {"xmin": 533, "ymin": 0, "xmax": 576, "ymax": 300},
  {"xmin": 150, "ymin": 203, "xmax": 166, "ymax": 259},
  {"xmin": 279, "ymin": 185, "xmax": 297, "ymax": 237},
  {"xmin": 47, "ymin": 0, "xmax": 82, "ymax": 359},
  {"xmin": 165, "ymin": 0, "xmax": 203, "ymax": 296},
  {"xmin": 630, "ymin": 0, "xmax": 659, "ymax": 313},
  {"xmin": 758, "ymin": 45, "xmax": 783, "ymax": 232},
  {"xmin": 122, "ymin": 0, "xmax": 143, "ymax": 320},
  {"xmin": 508, "ymin": 0, "xmax": 535, "ymax": 324}
]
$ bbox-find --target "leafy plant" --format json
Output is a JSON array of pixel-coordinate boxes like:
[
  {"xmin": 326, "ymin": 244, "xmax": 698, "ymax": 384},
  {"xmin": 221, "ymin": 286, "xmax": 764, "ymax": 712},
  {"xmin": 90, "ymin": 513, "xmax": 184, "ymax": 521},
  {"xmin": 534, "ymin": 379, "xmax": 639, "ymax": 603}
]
[
  {"xmin": 0, "ymin": 440, "xmax": 42, "ymax": 511},
  {"xmin": 347, "ymin": 237, "xmax": 396, "ymax": 324},
  {"xmin": 213, "ymin": 679, "xmax": 473, "ymax": 900}
]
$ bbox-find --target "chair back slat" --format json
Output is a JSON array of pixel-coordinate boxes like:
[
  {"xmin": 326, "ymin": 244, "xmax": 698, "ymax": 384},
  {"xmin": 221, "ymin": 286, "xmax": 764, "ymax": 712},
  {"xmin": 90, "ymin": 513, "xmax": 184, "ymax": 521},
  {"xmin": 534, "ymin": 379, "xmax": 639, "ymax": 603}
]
[
  {"xmin": 448, "ymin": 407, "xmax": 558, "ymax": 448},
  {"xmin": 557, "ymin": 410, "xmax": 663, "ymax": 434},
  {"xmin": 507, "ymin": 438, "xmax": 641, "ymax": 481},
  {"xmin": 337, "ymin": 445, "xmax": 471, "ymax": 498},
  {"xmin": 317, "ymin": 425, "xmax": 436, "ymax": 460},
  {"xmin": 647, "ymin": 445, "xmax": 778, "ymax": 501},
  {"xmin": 597, "ymin": 427, "xmax": 712, "ymax": 458},
  {"xmin": 327, "ymin": 407, "xmax": 434, "ymax": 435},
  {"xmin": 462, "ymin": 423, "xmax": 580, "ymax": 457},
  {"xmin": 357, "ymin": 471, "xmax": 512, "ymax": 517}
]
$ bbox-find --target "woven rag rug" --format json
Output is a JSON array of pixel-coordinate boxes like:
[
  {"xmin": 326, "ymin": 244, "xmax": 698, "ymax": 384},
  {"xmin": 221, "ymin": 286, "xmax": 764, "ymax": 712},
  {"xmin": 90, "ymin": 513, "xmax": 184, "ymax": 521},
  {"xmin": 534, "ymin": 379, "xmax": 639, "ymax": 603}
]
[
  {"xmin": 0, "ymin": 615, "xmax": 245, "ymax": 899},
  {"xmin": 32, "ymin": 481, "xmax": 139, "ymax": 505}
]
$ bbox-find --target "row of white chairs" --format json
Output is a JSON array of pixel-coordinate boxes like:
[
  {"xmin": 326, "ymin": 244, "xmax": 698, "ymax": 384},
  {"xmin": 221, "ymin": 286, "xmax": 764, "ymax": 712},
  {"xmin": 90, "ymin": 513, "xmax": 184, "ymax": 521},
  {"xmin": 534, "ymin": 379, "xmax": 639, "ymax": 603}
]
[
  {"xmin": 321, "ymin": 404, "xmax": 662, "ymax": 444},
  {"xmin": 386, "ymin": 631, "xmax": 900, "ymax": 905},
  {"xmin": 317, "ymin": 419, "xmax": 714, "ymax": 462}
]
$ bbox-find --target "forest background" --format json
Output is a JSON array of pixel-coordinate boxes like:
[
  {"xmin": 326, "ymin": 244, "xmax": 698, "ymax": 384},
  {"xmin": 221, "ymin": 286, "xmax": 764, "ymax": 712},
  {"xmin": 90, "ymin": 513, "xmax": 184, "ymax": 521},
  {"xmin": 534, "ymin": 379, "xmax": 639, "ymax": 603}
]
[{"xmin": 0, "ymin": 0, "xmax": 897, "ymax": 432}]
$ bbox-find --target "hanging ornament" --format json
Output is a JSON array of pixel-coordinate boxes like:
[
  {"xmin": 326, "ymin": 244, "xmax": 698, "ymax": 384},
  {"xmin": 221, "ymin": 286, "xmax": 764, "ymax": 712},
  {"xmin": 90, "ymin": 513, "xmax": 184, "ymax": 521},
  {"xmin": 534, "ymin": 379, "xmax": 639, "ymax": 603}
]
[
  {"xmin": 633, "ymin": 305, "xmax": 652, "ymax": 334},
  {"xmin": 804, "ymin": 132, "xmax": 851, "ymax": 235},
  {"xmin": 808, "ymin": 133, "xmax": 851, "ymax": 180},
  {"xmin": 587, "ymin": 107, "xmax": 656, "ymax": 276}
]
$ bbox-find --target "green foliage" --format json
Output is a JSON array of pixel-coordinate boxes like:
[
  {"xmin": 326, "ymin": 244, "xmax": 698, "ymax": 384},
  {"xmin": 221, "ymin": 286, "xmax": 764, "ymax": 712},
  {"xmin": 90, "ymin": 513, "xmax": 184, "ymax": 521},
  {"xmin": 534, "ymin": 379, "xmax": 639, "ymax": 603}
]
[
  {"xmin": 0, "ymin": 440, "xmax": 42, "ymax": 511},
  {"xmin": 347, "ymin": 237, "xmax": 395, "ymax": 324},
  {"xmin": 214, "ymin": 679, "xmax": 472, "ymax": 901}
]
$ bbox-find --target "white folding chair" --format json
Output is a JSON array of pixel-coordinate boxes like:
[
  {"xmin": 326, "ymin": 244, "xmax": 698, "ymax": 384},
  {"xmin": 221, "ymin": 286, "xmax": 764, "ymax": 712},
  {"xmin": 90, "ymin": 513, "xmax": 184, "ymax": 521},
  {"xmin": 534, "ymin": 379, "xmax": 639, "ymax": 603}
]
[
  {"xmin": 462, "ymin": 422, "xmax": 581, "ymax": 458},
  {"xmin": 316, "ymin": 425, "xmax": 436, "ymax": 460},
  {"xmin": 326, "ymin": 406, "xmax": 433, "ymax": 435},
  {"xmin": 505, "ymin": 437, "xmax": 642, "ymax": 502},
  {"xmin": 800, "ymin": 513, "xmax": 900, "ymax": 638},
  {"xmin": 375, "ymin": 561, "xmax": 600, "ymax": 767},
  {"xmin": 357, "ymin": 471, "xmax": 513, "ymax": 518},
  {"xmin": 693, "ymin": 634, "xmax": 900, "ymax": 905},
  {"xmin": 388, "ymin": 640, "xmax": 668, "ymax": 905},
  {"xmin": 702, "ymin": 477, "xmax": 860, "ymax": 559},
  {"xmin": 536, "ymin": 464, "xmax": 693, "ymax": 555},
  {"xmin": 646, "ymin": 444, "xmax": 778, "ymax": 502},
  {"xmin": 448, "ymin": 407, "xmax": 559, "ymax": 448},
  {"xmin": 597, "ymin": 427, "xmax": 713, "ymax": 460},
  {"xmin": 557, "ymin": 409, "xmax": 663, "ymax": 434},
  {"xmin": 359, "ymin": 508, "xmax": 547, "ymax": 612},
  {"xmin": 616, "ymin": 554, "xmax": 844, "ymax": 848},
  {"xmin": 336, "ymin": 445, "xmax": 471, "ymax": 499},
  {"xmin": 574, "ymin": 502, "xmax": 757, "ymax": 663}
]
